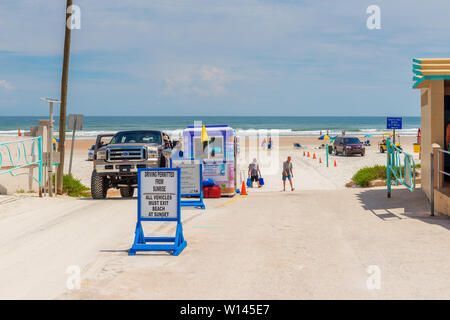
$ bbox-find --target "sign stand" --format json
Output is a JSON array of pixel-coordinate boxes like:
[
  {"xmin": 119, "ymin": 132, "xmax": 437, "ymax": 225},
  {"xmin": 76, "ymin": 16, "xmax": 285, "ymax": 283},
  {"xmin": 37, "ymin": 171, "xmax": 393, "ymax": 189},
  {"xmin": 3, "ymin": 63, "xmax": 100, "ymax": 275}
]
[
  {"xmin": 129, "ymin": 168, "xmax": 187, "ymax": 256},
  {"xmin": 170, "ymin": 158, "xmax": 205, "ymax": 210}
]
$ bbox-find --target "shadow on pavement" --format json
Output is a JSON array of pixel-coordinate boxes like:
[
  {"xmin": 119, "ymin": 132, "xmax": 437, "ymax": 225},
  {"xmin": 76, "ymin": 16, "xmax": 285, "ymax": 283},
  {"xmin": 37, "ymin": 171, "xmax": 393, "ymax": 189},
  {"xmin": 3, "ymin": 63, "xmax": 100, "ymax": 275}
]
[
  {"xmin": 76, "ymin": 197, "xmax": 137, "ymax": 201},
  {"xmin": 356, "ymin": 187, "xmax": 450, "ymax": 231}
]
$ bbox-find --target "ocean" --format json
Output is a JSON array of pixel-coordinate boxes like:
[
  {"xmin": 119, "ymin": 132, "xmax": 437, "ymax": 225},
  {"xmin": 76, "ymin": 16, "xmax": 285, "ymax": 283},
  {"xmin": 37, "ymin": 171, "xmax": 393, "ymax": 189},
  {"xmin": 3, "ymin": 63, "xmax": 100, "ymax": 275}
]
[{"xmin": 0, "ymin": 116, "xmax": 420, "ymax": 138}]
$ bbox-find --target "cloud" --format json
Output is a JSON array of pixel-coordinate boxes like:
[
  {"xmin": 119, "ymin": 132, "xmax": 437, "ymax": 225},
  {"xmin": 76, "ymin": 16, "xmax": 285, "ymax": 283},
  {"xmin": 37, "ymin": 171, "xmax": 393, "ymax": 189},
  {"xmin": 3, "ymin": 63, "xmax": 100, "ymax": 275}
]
[
  {"xmin": 0, "ymin": 80, "xmax": 13, "ymax": 89},
  {"xmin": 2, "ymin": 0, "xmax": 450, "ymax": 115},
  {"xmin": 163, "ymin": 65, "xmax": 231, "ymax": 96}
]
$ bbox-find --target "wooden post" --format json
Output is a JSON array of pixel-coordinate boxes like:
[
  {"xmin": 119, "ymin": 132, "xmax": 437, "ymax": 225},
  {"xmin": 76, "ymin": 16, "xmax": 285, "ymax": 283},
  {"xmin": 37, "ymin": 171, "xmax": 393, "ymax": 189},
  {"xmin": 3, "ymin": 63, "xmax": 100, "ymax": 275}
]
[
  {"xmin": 57, "ymin": 0, "xmax": 73, "ymax": 195},
  {"xmin": 68, "ymin": 117, "xmax": 77, "ymax": 175},
  {"xmin": 48, "ymin": 102, "xmax": 54, "ymax": 197},
  {"xmin": 387, "ymin": 139, "xmax": 391, "ymax": 198},
  {"xmin": 430, "ymin": 152, "xmax": 435, "ymax": 216}
]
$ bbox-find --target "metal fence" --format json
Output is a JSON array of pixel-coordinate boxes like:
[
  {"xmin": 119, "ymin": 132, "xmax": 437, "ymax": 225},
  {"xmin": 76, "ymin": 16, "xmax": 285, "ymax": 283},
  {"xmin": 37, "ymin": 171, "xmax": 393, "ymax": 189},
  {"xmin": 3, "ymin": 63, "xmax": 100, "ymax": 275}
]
[
  {"xmin": 387, "ymin": 138, "xmax": 416, "ymax": 197},
  {"xmin": 0, "ymin": 137, "xmax": 42, "ymax": 187}
]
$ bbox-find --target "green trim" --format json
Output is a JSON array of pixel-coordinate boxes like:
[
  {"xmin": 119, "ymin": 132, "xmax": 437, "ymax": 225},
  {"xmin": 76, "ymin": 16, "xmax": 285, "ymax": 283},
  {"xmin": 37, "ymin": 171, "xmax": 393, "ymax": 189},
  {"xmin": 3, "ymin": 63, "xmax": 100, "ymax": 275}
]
[
  {"xmin": 413, "ymin": 74, "xmax": 450, "ymax": 88},
  {"xmin": 387, "ymin": 138, "xmax": 416, "ymax": 193},
  {"xmin": 413, "ymin": 77, "xmax": 425, "ymax": 88},
  {"xmin": 0, "ymin": 136, "xmax": 43, "ymax": 187}
]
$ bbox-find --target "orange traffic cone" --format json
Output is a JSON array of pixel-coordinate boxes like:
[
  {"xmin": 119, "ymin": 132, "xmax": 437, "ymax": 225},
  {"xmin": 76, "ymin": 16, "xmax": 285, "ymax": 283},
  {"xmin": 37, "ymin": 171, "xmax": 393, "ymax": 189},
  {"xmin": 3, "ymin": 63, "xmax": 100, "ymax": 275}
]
[
  {"xmin": 307, "ymin": 152, "xmax": 310, "ymax": 157},
  {"xmin": 241, "ymin": 180, "xmax": 247, "ymax": 195},
  {"xmin": 319, "ymin": 157, "xmax": 322, "ymax": 164},
  {"xmin": 334, "ymin": 160, "xmax": 337, "ymax": 167},
  {"xmin": 313, "ymin": 153, "xmax": 316, "ymax": 160}
]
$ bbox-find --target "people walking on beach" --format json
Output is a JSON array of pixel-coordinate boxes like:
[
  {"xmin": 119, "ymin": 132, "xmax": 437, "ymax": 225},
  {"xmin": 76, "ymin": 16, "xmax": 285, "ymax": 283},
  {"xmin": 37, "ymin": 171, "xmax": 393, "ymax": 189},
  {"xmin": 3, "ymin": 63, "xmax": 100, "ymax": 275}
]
[
  {"xmin": 282, "ymin": 156, "xmax": 294, "ymax": 191},
  {"xmin": 261, "ymin": 138, "xmax": 267, "ymax": 150},
  {"xmin": 248, "ymin": 158, "xmax": 262, "ymax": 188},
  {"xmin": 267, "ymin": 137, "xmax": 272, "ymax": 150}
]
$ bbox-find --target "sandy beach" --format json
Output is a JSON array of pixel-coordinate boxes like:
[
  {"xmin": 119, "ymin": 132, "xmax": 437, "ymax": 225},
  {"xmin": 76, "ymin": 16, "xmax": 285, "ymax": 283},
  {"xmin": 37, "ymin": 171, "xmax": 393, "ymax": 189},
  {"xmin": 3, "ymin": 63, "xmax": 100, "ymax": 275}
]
[{"xmin": 63, "ymin": 135, "xmax": 419, "ymax": 190}]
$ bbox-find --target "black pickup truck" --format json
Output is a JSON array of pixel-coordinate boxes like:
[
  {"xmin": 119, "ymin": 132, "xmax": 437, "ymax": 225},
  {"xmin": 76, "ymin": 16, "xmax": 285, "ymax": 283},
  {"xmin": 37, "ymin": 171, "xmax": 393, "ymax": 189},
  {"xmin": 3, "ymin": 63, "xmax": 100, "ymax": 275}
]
[{"xmin": 91, "ymin": 130, "xmax": 175, "ymax": 199}]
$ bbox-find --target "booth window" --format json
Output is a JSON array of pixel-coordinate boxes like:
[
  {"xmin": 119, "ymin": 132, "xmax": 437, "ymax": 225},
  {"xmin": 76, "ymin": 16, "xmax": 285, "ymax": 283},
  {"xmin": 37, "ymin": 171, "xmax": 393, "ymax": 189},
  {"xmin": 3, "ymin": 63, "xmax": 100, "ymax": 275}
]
[{"xmin": 193, "ymin": 136, "xmax": 224, "ymax": 159}]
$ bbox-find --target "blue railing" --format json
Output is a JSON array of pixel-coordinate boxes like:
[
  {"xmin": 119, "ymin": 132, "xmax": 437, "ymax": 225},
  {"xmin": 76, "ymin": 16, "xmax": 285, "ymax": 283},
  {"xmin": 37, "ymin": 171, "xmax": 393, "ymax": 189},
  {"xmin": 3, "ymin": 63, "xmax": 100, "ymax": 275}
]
[
  {"xmin": 0, "ymin": 137, "xmax": 42, "ymax": 187},
  {"xmin": 387, "ymin": 138, "xmax": 415, "ymax": 197}
]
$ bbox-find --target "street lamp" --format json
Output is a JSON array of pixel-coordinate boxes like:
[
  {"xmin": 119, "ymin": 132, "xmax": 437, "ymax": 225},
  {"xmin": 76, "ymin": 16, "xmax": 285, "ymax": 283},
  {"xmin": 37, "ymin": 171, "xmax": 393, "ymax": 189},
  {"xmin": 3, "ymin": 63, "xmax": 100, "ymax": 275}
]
[{"xmin": 40, "ymin": 97, "xmax": 61, "ymax": 197}]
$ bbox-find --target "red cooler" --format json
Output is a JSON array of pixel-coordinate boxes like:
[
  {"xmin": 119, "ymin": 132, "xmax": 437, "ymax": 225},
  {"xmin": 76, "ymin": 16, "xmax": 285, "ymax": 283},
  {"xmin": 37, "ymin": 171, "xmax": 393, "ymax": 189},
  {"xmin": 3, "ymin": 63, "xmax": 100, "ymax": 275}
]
[{"xmin": 204, "ymin": 186, "xmax": 221, "ymax": 198}]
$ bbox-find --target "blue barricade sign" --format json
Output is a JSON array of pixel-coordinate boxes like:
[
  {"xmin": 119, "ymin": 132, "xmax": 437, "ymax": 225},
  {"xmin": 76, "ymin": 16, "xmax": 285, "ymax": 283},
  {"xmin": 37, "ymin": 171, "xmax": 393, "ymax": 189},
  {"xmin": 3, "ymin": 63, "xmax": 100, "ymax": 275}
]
[
  {"xmin": 387, "ymin": 117, "xmax": 402, "ymax": 130},
  {"xmin": 129, "ymin": 168, "xmax": 187, "ymax": 256},
  {"xmin": 170, "ymin": 158, "xmax": 205, "ymax": 210}
]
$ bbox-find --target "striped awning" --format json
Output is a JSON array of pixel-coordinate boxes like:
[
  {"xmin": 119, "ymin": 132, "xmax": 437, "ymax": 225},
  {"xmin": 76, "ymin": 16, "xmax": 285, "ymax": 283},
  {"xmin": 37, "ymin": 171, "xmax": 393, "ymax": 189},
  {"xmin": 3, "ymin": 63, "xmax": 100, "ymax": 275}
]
[{"xmin": 413, "ymin": 58, "xmax": 450, "ymax": 89}]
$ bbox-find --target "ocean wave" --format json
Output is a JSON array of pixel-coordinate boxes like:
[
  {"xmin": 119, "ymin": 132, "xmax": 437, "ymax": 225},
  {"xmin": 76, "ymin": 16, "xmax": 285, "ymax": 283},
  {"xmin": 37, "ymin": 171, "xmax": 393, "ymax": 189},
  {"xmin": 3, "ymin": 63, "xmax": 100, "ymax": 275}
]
[{"xmin": 0, "ymin": 127, "xmax": 421, "ymax": 138}]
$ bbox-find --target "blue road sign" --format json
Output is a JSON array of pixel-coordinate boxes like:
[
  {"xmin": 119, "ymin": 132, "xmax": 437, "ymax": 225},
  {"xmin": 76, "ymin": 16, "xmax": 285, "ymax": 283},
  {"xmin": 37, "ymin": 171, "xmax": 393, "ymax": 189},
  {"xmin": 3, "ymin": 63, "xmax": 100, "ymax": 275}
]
[
  {"xmin": 129, "ymin": 168, "xmax": 187, "ymax": 256},
  {"xmin": 387, "ymin": 117, "xmax": 402, "ymax": 130}
]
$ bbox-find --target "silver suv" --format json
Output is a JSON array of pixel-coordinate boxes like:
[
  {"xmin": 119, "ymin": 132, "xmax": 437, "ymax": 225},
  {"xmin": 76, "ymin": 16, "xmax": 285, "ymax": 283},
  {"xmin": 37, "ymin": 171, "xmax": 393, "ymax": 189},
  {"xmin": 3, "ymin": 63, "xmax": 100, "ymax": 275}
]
[{"xmin": 91, "ymin": 130, "xmax": 174, "ymax": 199}]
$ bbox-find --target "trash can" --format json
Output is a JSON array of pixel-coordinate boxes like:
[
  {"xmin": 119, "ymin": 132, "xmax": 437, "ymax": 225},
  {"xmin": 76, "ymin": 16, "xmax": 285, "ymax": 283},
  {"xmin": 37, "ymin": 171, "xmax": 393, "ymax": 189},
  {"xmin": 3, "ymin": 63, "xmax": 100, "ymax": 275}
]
[{"xmin": 328, "ymin": 145, "xmax": 333, "ymax": 154}]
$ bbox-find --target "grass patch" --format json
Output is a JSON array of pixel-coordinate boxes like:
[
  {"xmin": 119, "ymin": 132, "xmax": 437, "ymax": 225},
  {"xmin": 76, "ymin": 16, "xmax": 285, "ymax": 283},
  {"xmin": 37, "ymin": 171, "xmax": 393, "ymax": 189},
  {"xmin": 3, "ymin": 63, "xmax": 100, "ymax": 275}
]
[
  {"xmin": 352, "ymin": 162, "xmax": 421, "ymax": 187},
  {"xmin": 352, "ymin": 165, "xmax": 387, "ymax": 187},
  {"xmin": 53, "ymin": 174, "xmax": 90, "ymax": 197}
]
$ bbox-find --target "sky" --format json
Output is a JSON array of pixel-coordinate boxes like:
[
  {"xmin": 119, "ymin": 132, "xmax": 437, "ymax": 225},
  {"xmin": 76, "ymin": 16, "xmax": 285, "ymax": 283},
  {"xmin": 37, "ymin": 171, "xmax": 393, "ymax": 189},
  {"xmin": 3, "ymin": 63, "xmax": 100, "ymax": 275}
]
[{"xmin": 0, "ymin": 0, "xmax": 450, "ymax": 116}]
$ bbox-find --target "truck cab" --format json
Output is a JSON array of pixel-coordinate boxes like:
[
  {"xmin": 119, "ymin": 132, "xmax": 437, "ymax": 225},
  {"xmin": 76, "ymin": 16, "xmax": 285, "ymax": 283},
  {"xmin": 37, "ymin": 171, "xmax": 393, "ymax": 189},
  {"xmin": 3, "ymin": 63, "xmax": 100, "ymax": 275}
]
[{"xmin": 91, "ymin": 130, "xmax": 174, "ymax": 199}]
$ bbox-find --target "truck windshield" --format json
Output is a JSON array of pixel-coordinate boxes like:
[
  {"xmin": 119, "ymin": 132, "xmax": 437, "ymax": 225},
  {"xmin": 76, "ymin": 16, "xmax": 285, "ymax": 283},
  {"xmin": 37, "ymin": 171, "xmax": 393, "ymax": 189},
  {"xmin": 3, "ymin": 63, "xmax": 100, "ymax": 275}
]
[
  {"xmin": 110, "ymin": 131, "xmax": 162, "ymax": 144},
  {"xmin": 343, "ymin": 138, "xmax": 361, "ymax": 144}
]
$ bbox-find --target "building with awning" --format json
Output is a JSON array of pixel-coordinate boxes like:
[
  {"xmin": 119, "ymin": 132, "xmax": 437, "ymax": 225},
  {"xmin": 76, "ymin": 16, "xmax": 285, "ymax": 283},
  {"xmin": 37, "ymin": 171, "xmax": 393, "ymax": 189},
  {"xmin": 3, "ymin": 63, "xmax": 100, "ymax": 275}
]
[{"xmin": 413, "ymin": 58, "xmax": 450, "ymax": 215}]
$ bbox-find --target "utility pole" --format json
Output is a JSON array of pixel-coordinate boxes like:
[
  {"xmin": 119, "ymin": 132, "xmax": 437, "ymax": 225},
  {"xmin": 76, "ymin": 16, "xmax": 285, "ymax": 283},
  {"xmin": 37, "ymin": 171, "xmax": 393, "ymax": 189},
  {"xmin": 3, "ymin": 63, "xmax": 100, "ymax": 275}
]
[{"xmin": 57, "ymin": 0, "xmax": 73, "ymax": 194}]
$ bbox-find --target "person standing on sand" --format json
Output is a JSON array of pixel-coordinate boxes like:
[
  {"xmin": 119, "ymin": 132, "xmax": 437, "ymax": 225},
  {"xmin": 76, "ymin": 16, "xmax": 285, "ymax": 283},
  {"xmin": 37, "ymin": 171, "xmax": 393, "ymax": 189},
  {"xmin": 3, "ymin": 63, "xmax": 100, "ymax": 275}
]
[
  {"xmin": 261, "ymin": 138, "xmax": 267, "ymax": 150},
  {"xmin": 248, "ymin": 158, "xmax": 262, "ymax": 188},
  {"xmin": 282, "ymin": 156, "xmax": 294, "ymax": 191}
]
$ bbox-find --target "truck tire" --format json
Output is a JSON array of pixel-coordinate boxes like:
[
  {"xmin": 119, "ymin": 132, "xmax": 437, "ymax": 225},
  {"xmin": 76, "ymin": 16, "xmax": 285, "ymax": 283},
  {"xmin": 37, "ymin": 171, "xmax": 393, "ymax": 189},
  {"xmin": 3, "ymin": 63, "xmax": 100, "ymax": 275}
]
[
  {"xmin": 120, "ymin": 186, "xmax": 134, "ymax": 198},
  {"xmin": 91, "ymin": 170, "xmax": 108, "ymax": 199}
]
